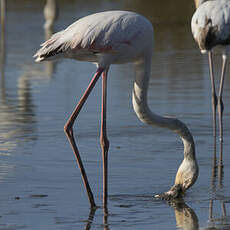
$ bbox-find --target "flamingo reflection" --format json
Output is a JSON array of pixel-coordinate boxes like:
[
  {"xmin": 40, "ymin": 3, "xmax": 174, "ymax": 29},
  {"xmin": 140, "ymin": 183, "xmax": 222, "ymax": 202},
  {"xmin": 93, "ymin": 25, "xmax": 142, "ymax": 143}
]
[
  {"xmin": 208, "ymin": 142, "xmax": 228, "ymax": 230},
  {"xmin": 83, "ymin": 207, "xmax": 109, "ymax": 230},
  {"xmin": 0, "ymin": 0, "xmax": 57, "ymax": 183},
  {"xmin": 170, "ymin": 200, "xmax": 199, "ymax": 230}
]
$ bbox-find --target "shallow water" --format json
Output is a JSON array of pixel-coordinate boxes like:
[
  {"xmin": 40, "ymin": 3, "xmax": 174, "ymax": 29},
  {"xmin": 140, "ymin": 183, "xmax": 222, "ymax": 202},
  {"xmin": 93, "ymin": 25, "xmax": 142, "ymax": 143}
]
[{"xmin": 0, "ymin": 0, "xmax": 230, "ymax": 229}]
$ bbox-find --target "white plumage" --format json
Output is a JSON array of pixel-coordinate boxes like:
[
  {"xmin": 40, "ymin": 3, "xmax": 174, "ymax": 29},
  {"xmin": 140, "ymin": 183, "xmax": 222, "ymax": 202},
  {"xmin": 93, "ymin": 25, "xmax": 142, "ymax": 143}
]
[
  {"xmin": 192, "ymin": 0, "xmax": 230, "ymax": 53},
  {"xmin": 34, "ymin": 11, "xmax": 153, "ymax": 67}
]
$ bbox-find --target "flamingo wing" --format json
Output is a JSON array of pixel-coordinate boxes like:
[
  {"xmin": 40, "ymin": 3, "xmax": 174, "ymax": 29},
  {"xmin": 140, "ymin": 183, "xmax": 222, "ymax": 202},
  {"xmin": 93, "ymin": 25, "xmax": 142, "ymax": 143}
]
[{"xmin": 34, "ymin": 11, "xmax": 150, "ymax": 62}]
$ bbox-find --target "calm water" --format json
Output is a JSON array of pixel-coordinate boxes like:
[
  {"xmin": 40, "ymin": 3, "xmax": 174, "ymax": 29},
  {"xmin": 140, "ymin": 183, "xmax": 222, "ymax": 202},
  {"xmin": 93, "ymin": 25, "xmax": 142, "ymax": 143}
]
[{"xmin": 1, "ymin": 0, "xmax": 230, "ymax": 229}]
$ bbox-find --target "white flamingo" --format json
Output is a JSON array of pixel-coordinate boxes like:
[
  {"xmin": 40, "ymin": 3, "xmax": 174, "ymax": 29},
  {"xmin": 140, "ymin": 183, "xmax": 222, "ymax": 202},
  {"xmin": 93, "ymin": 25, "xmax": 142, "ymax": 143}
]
[
  {"xmin": 34, "ymin": 10, "xmax": 198, "ymax": 208},
  {"xmin": 191, "ymin": 0, "xmax": 230, "ymax": 142}
]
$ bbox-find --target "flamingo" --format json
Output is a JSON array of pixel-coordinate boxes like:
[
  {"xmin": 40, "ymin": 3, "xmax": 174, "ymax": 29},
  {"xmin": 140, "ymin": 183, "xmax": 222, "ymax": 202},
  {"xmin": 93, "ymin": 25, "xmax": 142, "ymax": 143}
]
[
  {"xmin": 34, "ymin": 10, "xmax": 198, "ymax": 208},
  {"xmin": 191, "ymin": 0, "xmax": 230, "ymax": 142}
]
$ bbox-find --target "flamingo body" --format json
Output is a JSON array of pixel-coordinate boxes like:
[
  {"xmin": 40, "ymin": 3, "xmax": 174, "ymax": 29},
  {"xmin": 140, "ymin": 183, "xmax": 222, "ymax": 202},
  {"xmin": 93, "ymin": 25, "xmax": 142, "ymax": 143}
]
[
  {"xmin": 34, "ymin": 10, "xmax": 198, "ymax": 207},
  {"xmin": 191, "ymin": 0, "xmax": 230, "ymax": 53},
  {"xmin": 35, "ymin": 11, "xmax": 154, "ymax": 68},
  {"xmin": 191, "ymin": 0, "xmax": 230, "ymax": 142}
]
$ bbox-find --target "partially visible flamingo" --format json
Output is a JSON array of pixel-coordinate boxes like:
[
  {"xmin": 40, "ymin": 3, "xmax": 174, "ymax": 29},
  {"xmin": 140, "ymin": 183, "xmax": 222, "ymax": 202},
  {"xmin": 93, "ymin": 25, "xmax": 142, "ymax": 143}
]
[
  {"xmin": 34, "ymin": 10, "xmax": 198, "ymax": 208},
  {"xmin": 191, "ymin": 0, "xmax": 230, "ymax": 142}
]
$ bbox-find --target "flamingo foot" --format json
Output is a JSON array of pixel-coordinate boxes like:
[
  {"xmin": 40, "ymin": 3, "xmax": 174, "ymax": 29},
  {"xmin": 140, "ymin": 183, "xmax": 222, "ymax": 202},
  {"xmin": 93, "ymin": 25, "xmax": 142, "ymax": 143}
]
[{"xmin": 154, "ymin": 184, "xmax": 184, "ymax": 201}]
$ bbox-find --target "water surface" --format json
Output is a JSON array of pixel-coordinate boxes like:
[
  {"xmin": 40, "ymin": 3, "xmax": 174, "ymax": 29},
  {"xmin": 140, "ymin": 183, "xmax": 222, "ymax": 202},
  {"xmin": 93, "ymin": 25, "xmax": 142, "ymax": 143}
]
[{"xmin": 0, "ymin": 1, "xmax": 230, "ymax": 229}]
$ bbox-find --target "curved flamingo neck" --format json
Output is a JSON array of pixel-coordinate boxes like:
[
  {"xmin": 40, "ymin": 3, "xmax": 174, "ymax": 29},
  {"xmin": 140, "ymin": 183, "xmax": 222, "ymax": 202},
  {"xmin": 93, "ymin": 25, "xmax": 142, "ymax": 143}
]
[{"xmin": 132, "ymin": 56, "xmax": 196, "ymax": 160}]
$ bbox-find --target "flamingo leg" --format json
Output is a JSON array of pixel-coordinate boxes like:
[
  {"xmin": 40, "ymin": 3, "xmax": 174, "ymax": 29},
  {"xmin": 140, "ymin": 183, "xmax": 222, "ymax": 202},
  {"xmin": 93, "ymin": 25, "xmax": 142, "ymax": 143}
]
[
  {"xmin": 208, "ymin": 51, "xmax": 217, "ymax": 140},
  {"xmin": 64, "ymin": 67, "xmax": 104, "ymax": 208},
  {"xmin": 217, "ymin": 54, "xmax": 227, "ymax": 143},
  {"xmin": 100, "ymin": 70, "xmax": 110, "ymax": 208}
]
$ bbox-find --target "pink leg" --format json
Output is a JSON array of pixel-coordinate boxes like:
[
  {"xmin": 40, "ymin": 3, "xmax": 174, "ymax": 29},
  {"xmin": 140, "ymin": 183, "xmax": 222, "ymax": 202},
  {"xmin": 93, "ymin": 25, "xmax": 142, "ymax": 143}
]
[
  {"xmin": 64, "ymin": 67, "xmax": 104, "ymax": 208},
  {"xmin": 217, "ymin": 54, "xmax": 227, "ymax": 143},
  {"xmin": 208, "ymin": 51, "xmax": 217, "ymax": 141},
  {"xmin": 217, "ymin": 55, "xmax": 227, "ymax": 186},
  {"xmin": 100, "ymin": 70, "xmax": 110, "ymax": 208}
]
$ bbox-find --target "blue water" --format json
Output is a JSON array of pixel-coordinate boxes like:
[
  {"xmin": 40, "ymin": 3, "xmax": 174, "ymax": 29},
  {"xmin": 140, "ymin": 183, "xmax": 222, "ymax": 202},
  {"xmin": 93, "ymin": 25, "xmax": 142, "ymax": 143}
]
[{"xmin": 0, "ymin": 0, "xmax": 230, "ymax": 229}]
